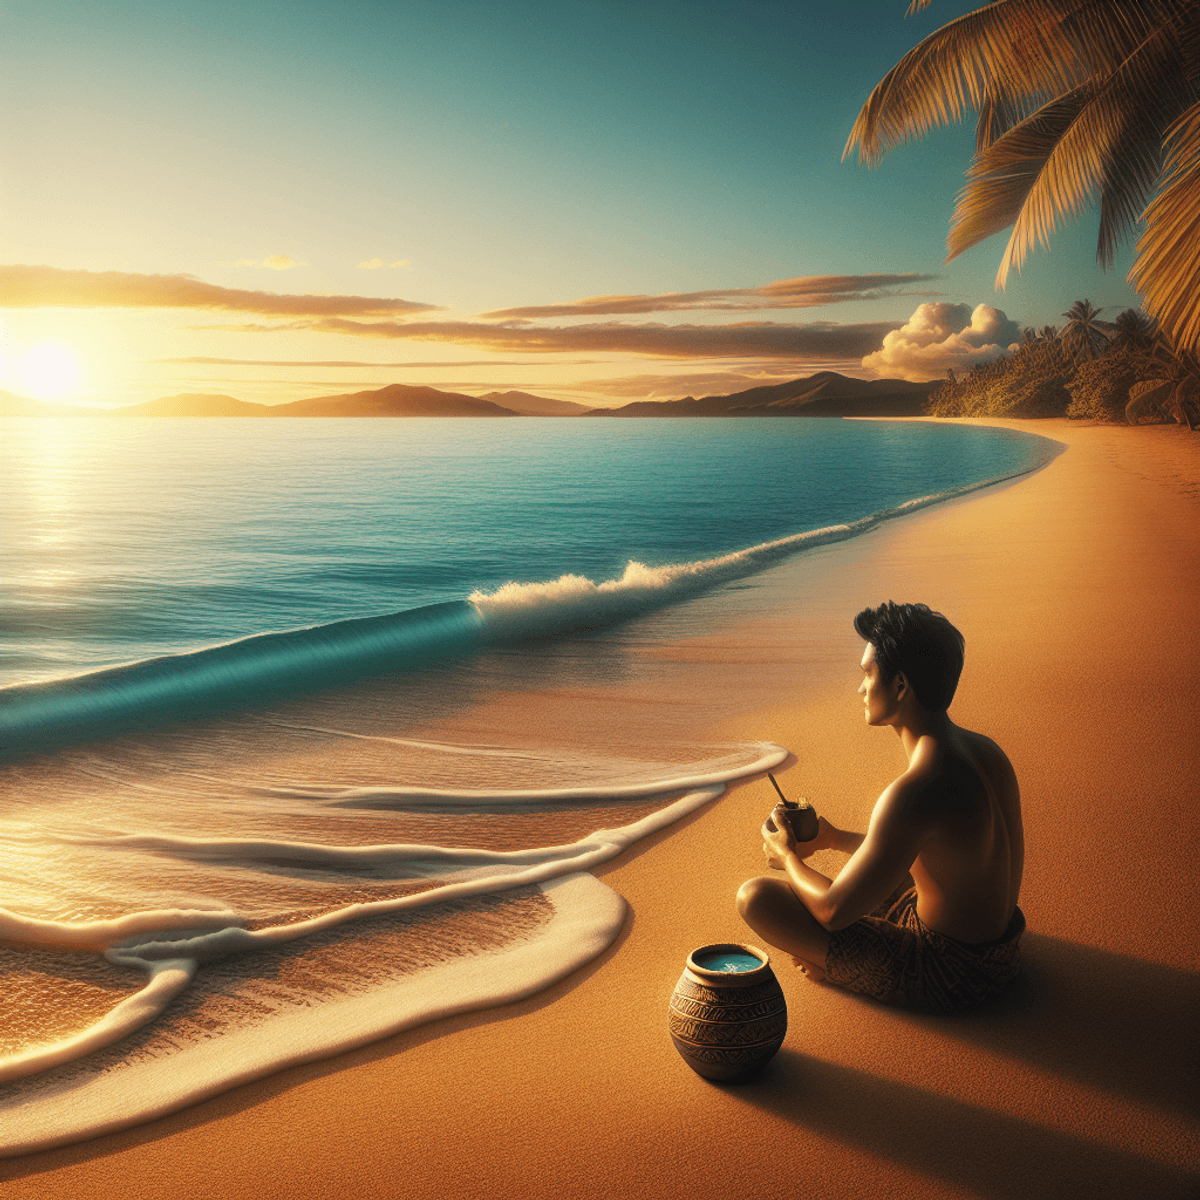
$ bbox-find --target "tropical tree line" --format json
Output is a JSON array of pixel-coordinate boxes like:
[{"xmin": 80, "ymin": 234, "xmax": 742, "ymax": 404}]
[
  {"xmin": 848, "ymin": 1, "xmax": 1200, "ymax": 372},
  {"xmin": 926, "ymin": 300, "xmax": 1200, "ymax": 425}
]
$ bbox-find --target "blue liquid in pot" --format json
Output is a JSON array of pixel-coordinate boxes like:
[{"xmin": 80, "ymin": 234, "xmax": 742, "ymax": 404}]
[{"xmin": 695, "ymin": 951, "xmax": 762, "ymax": 973}]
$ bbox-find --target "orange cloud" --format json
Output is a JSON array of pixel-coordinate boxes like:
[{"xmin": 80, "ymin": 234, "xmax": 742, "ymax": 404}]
[
  {"xmin": 0, "ymin": 265, "xmax": 438, "ymax": 318},
  {"xmin": 193, "ymin": 316, "xmax": 902, "ymax": 360},
  {"xmin": 480, "ymin": 274, "xmax": 940, "ymax": 319},
  {"xmin": 153, "ymin": 356, "xmax": 604, "ymax": 367}
]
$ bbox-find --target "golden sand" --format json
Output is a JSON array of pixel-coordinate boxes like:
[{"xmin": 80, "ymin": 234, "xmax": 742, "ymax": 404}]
[{"xmin": 3, "ymin": 419, "xmax": 1198, "ymax": 1199}]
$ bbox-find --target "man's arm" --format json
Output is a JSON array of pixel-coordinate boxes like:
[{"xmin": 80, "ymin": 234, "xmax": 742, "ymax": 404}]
[
  {"xmin": 829, "ymin": 825, "xmax": 865, "ymax": 855},
  {"xmin": 762, "ymin": 780, "xmax": 929, "ymax": 931}
]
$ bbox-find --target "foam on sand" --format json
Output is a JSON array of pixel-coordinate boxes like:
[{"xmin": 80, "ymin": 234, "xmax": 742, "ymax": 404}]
[
  {"xmin": 0, "ymin": 743, "xmax": 785, "ymax": 1155},
  {"xmin": 0, "ymin": 875, "xmax": 620, "ymax": 1156}
]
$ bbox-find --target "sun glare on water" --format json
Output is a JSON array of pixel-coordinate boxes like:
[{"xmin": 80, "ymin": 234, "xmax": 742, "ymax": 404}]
[{"xmin": 19, "ymin": 344, "xmax": 81, "ymax": 399}]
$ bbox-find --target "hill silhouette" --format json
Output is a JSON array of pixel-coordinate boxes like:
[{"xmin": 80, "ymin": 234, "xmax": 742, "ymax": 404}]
[
  {"xmin": 584, "ymin": 372, "xmax": 935, "ymax": 417},
  {"xmin": 1, "ymin": 377, "xmax": 937, "ymax": 419},
  {"xmin": 478, "ymin": 390, "xmax": 589, "ymax": 416},
  {"xmin": 110, "ymin": 393, "xmax": 272, "ymax": 417},
  {"xmin": 265, "ymin": 384, "xmax": 517, "ymax": 417},
  {"xmin": 93, "ymin": 384, "xmax": 521, "ymax": 417}
]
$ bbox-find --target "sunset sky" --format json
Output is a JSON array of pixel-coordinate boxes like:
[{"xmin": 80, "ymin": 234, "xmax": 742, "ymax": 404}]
[{"xmin": 3, "ymin": 0, "xmax": 1144, "ymax": 408}]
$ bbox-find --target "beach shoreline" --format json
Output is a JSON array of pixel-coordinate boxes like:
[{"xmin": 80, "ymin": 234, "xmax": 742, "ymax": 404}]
[{"xmin": 4, "ymin": 417, "xmax": 1198, "ymax": 1199}]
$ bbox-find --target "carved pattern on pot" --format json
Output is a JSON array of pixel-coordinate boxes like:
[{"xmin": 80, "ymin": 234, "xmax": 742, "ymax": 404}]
[{"xmin": 668, "ymin": 942, "xmax": 787, "ymax": 1082}]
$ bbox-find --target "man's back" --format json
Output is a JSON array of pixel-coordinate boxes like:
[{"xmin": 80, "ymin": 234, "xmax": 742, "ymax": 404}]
[{"xmin": 906, "ymin": 725, "xmax": 1023, "ymax": 944}]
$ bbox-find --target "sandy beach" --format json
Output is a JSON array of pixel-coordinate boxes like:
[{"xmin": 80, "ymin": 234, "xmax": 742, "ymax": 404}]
[{"xmin": 3, "ymin": 417, "xmax": 1198, "ymax": 1200}]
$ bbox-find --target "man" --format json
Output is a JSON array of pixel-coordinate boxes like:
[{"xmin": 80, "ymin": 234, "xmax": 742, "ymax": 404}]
[{"xmin": 737, "ymin": 601, "xmax": 1025, "ymax": 1014}]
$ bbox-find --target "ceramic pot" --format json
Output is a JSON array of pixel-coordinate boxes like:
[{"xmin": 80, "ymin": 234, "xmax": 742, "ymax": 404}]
[{"xmin": 668, "ymin": 942, "xmax": 787, "ymax": 1081}]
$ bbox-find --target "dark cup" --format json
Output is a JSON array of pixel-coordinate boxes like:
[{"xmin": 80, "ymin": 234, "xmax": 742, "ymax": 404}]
[{"xmin": 766, "ymin": 800, "xmax": 819, "ymax": 842}]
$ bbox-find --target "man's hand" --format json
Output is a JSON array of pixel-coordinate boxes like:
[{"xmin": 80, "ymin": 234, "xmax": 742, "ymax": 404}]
[
  {"xmin": 761, "ymin": 805, "xmax": 798, "ymax": 867},
  {"xmin": 762, "ymin": 806, "xmax": 841, "ymax": 864}
]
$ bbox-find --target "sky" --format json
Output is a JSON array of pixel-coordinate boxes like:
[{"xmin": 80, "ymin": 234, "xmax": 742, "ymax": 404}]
[{"xmin": 1, "ymin": 0, "xmax": 1145, "ymax": 409}]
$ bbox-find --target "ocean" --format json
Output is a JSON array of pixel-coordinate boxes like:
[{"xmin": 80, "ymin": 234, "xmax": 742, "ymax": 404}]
[{"xmin": 0, "ymin": 416, "xmax": 1057, "ymax": 1153}]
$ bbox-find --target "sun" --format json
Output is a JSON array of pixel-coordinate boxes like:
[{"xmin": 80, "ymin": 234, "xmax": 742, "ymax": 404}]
[{"xmin": 19, "ymin": 344, "xmax": 81, "ymax": 400}]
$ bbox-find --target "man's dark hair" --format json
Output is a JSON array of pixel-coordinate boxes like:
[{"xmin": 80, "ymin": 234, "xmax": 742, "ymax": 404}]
[{"xmin": 854, "ymin": 601, "xmax": 965, "ymax": 713}]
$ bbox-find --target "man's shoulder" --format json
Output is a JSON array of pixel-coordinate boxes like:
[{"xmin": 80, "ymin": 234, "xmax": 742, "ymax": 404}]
[
  {"xmin": 887, "ymin": 730, "xmax": 1012, "ymax": 810},
  {"xmin": 958, "ymin": 727, "xmax": 1017, "ymax": 783},
  {"xmin": 875, "ymin": 762, "xmax": 942, "ymax": 821}
]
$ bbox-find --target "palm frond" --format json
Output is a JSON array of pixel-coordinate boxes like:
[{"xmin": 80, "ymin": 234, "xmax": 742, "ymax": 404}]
[
  {"xmin": 945, "ymin": 84, "xmax": 1093, "ymax": 268},
  {"xmin": 846, "ymin": 0, "xmax": 1181, "ymax": 165},
  {"xmin": 1092, "ymin": 14, "xmax": 1194, "ymax": 265},
  {"xmin": 1177, "ymin": 0, "xmax": 1200, "ymax": 76},
  {"xmin": 974, "ymin": 89, "xmax": 1036, "ymax": 152},
  {"xmin": 1132, "ymin": 99, "xmax": 1200, "ymax": 352},
  {"xmin": 845, "ymin": 0, "xmax": 1092, "ymax": 165},
  {"xmin": 947, "ymin": 13, "xmax": 1194, "ymax": 285}
]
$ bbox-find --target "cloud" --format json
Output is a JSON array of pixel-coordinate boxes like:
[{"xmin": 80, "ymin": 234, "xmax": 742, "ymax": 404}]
[
  {"xmin": 357, "ymin": 258, "xmax": 411, "ymax": 269},
  {"xmin": 232, "ymin": 255, "xmax": 308, "ymax": 270},
  {"xmin": 191, "ymin": 315, "xmax": 903, "ymax": 360},
  {"xmin": 861, "ymin": 302, "xmax": 1021, "ymax": 382},
  {"xmin": 480, "ymin": 274, "xmax": 940, "ymax": 319},
  {"xmin": 0, "ymin": 264, "xmax": 439, "ymax": 318},
  {"xmin": 152, "ymin": 356, "xmax": 604, "ymax": 368}
]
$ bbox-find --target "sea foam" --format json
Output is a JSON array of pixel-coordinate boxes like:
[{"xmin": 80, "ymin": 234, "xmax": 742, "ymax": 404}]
[
  {"xmin": 0, "ymin": 743, "xmax": 785, "ymax": 1154},
  {"xmin": 469, "ymin": 468, "xmax": 1042, "ymax": 638}
]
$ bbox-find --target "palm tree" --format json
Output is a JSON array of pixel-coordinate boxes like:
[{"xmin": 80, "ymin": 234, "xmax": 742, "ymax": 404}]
[
  {"xmin": 845, "ymin": 1, "xmax": 1200, "ymax": 355},
  {"xmin": 1127, "ymin": 333, "xmax": 1200, "ymax": 427},
  {"xmin": 1061, "ymin": 299, "xmax": 1110, "ymax": 364},
  {"xmin": 1014, "ymin": 326, "xmax": 1040, "ymax": 366},
  {"xmin": 1109, "ymin": 306, "xmax": 1157, "ymax": 352},
  {"xmin": 1037, "ymin": 323, "xmax": 1064, "ymax": 370}
]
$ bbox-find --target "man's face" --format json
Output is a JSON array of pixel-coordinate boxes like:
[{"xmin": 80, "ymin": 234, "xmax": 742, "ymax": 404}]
[{"xmin": 859, "ymin": 642, "xmax": 900, "ymax": 727}]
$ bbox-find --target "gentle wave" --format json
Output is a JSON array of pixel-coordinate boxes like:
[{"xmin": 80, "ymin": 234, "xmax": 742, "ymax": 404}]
[
  {"xmin": 0, "ymin": 600, "xmax": 485, "ymax": 757},
  {"xmin": 0, "ymin": 463, "xmax": 1043, "ymax": 759},
  {"xmin": 470, "ymin": 471, "xmax": 1030, "ymax": 634}
]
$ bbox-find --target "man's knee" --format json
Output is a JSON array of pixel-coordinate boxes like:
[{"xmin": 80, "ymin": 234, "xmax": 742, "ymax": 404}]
[{"xmin": 737, "ymin": 875, "xmax": 786, "ymax": 919}]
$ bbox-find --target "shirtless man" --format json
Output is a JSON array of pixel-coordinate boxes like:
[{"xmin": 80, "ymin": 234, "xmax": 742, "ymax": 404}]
[{"xmin": 737, "ymin": 601, "xmax": 1025, "ymax": 1013}]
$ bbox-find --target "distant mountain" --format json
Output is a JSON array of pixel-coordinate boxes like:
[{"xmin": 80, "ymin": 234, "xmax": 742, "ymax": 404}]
[
  {"xmin": 583, "ymin": 372, "xmax": 936, "ymax": 418},
  {"xmin": 97, "ymin": 384, "xmax": 521, "ymax": 418},
  {"xmin": 109, "ymin": 393, "xmax": 272, "ymax": 417},
  {"xmin": 0, "ymin": 390, "xmax": 98, "ymax": 417},
  {"xmin": 269, "ymin": 383, "xmax": 518, "ymax": 417},
  {"xmin": 478, "ymin": 390, "xmax": 590, "ymax": 416}
]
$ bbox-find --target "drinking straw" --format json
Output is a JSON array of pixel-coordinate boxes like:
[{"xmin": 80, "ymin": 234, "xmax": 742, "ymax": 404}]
[{"xmin": 767, "ymin": 772, "xmax": 789, "ymax": 804}]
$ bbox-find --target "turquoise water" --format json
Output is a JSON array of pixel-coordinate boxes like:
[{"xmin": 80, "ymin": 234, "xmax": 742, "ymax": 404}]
[
  {"xmin": 695, "ymin": 951, "xmax": 764, "ymax": 972},
  {"xmin": 1, "ymin": 417, "xmax": 1051, "ymax": 690}
]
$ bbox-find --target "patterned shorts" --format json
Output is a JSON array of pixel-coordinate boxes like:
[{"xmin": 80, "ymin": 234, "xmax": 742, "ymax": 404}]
[{"xmin": 825, "ymin": 888, "xmax": 1025, "ymax": 1015}]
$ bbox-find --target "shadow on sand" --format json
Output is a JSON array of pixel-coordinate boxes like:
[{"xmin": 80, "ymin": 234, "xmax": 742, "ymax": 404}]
[
  {"xmin": 730, "ymin": 1049, "xmax": 1195, "ymax": 1200},
  {"xmin": 725, "ymin": 932, "xmax": 1198, "ymax": 1199},
  {"xmin": 934, "ymin": 932, "xmax": 1199, "ymax": 1121}
]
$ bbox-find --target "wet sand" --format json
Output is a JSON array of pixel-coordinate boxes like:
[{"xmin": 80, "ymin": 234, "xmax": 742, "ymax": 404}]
[{"xmin": 4, "ymin": 418, "xmax": 1199, "ymax": 1199}]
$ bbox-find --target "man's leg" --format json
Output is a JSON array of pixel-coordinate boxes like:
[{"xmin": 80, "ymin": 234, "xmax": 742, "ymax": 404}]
[{"xmin": 736, "ymin": 876, "xmax": 831, "ymax": 981}]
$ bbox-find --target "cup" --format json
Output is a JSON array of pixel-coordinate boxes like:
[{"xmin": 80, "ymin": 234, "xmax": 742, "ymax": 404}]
[{"xmin": 766, "ymin": 799, "xmax": 819, "ymax": 842}]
